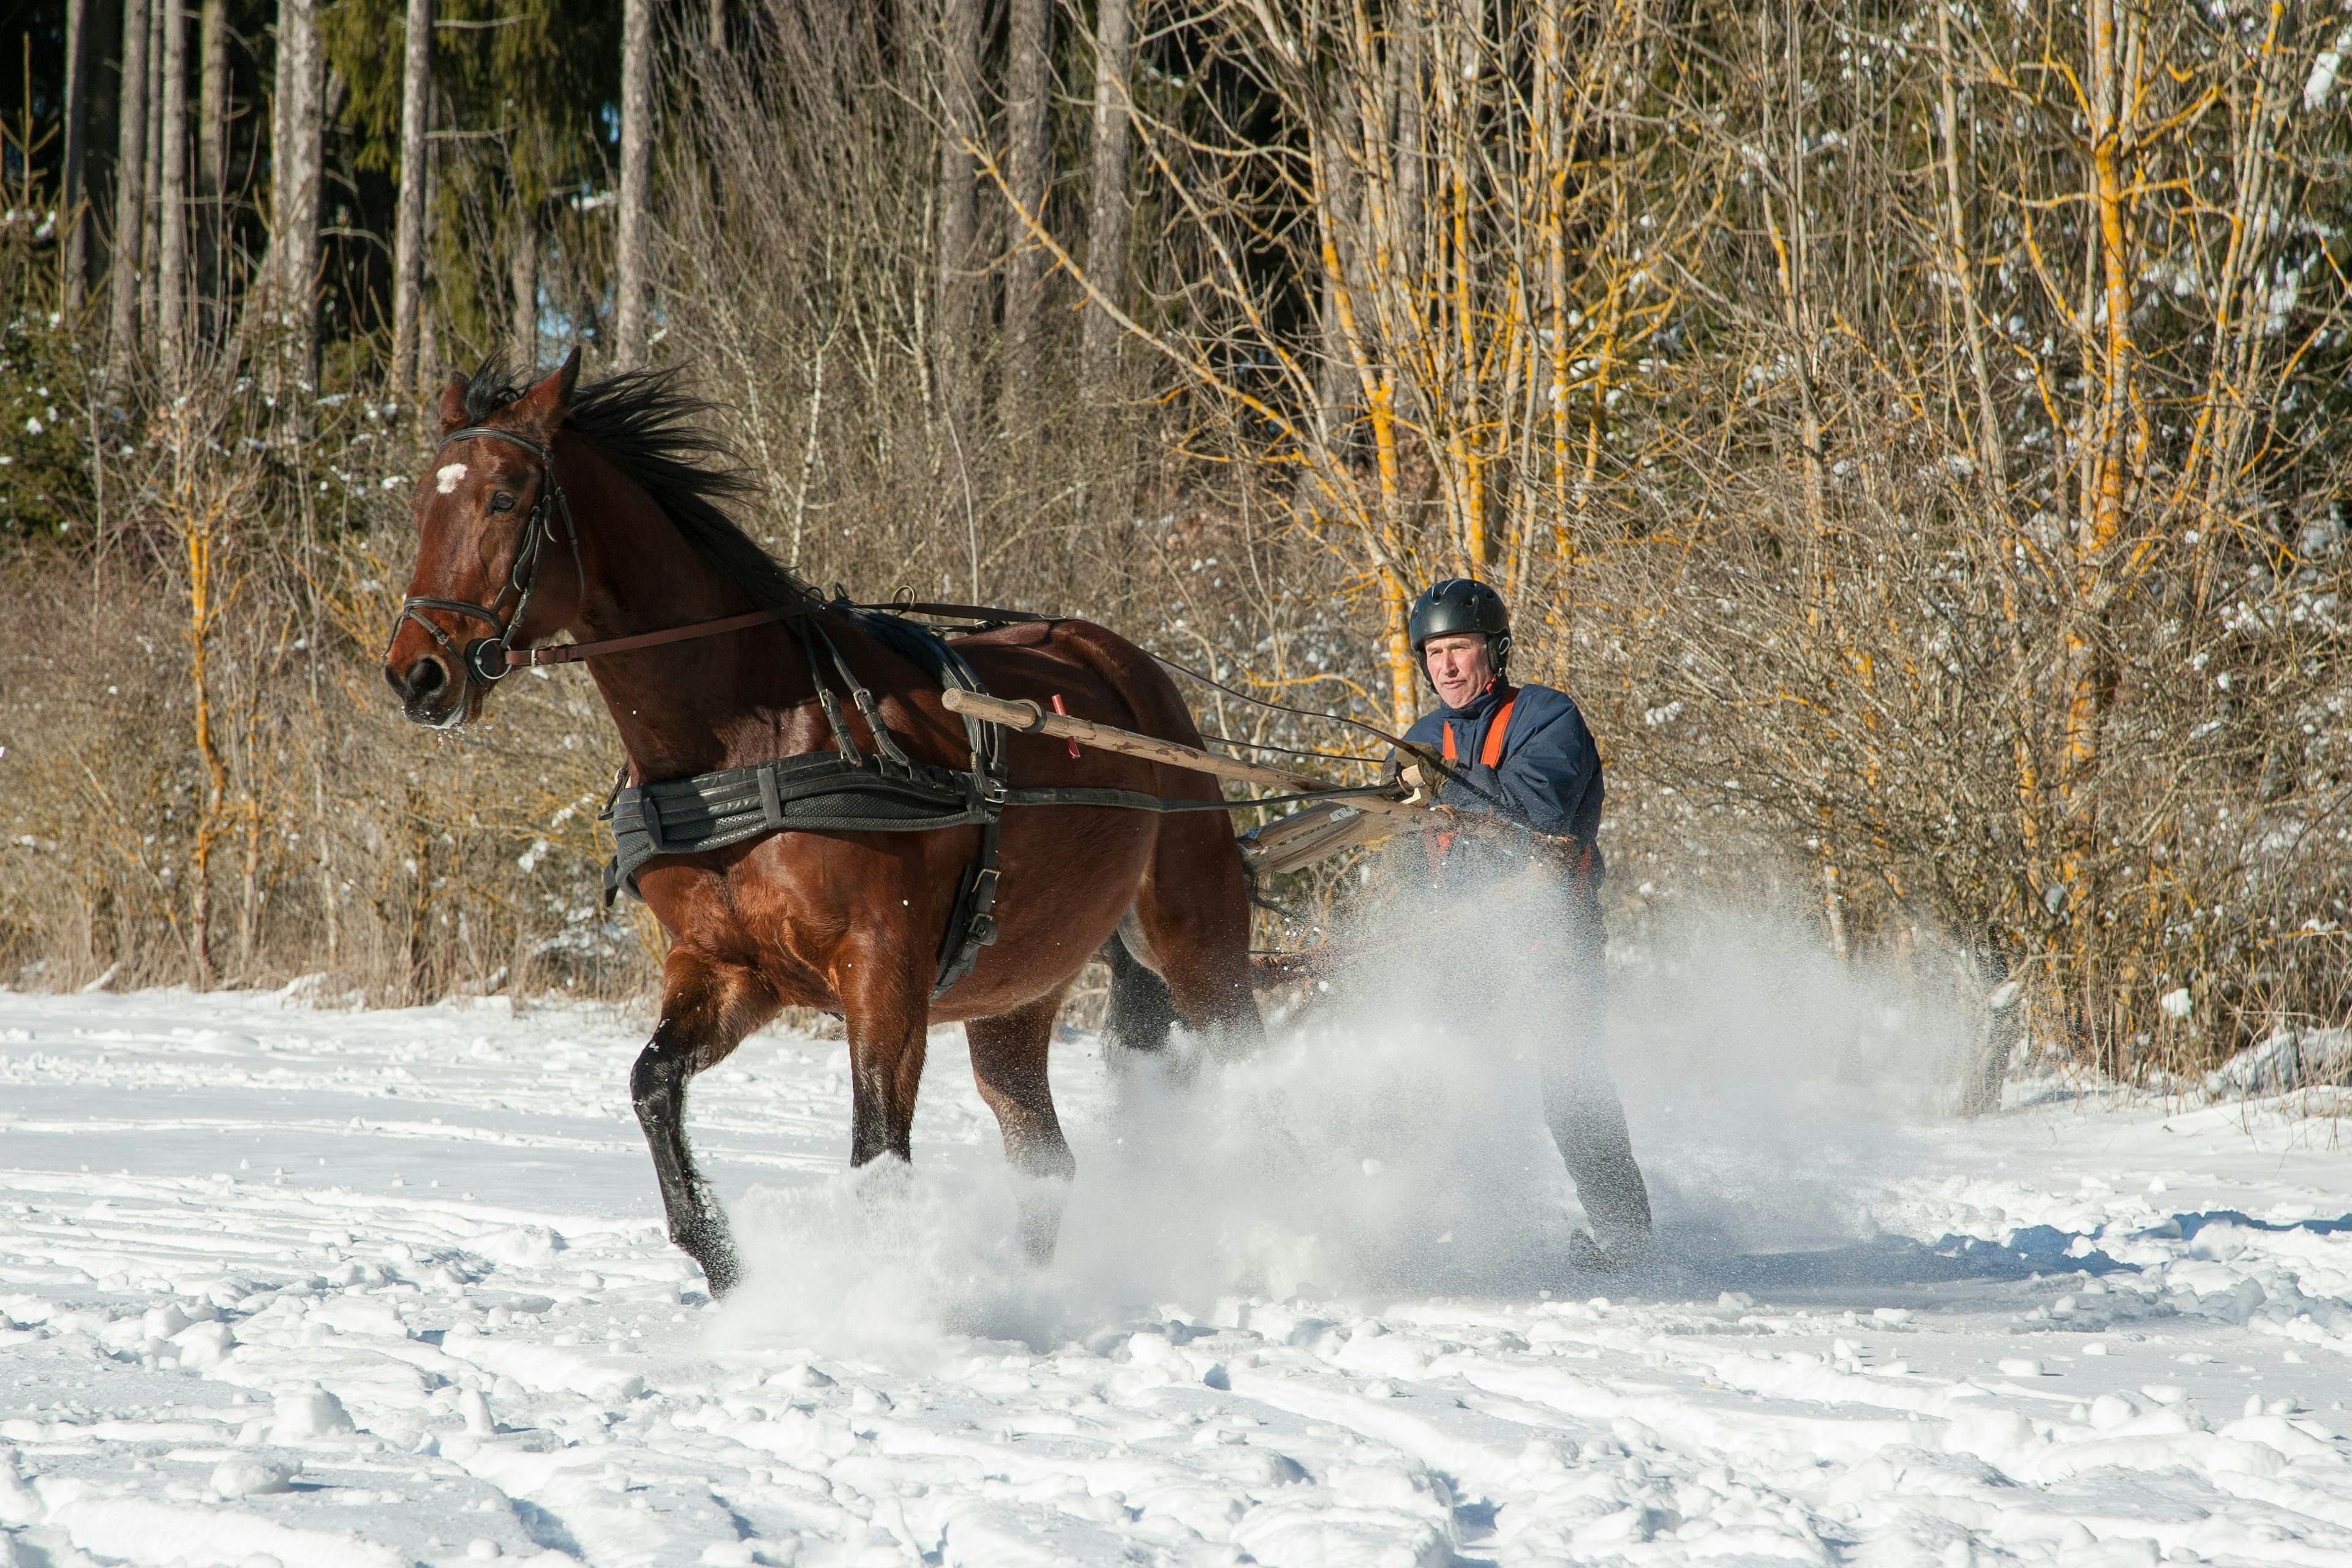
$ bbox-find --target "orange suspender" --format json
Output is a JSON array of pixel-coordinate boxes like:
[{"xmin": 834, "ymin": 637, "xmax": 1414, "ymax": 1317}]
[{"xmin": 1441, "ymin": 689, "xmax": 1517, "ymax": 768}]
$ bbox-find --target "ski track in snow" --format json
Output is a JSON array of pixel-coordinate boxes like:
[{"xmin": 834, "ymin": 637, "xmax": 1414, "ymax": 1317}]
[{"xmin": 1, "ymin": 990, "xmax": 2351, "ymax": 1566}]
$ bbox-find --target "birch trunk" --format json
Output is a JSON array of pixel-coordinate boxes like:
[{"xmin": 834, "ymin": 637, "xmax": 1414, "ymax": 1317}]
[
  {"xmin": 157, "ymin": 0, "xmax": 188, "ymax": 384},
  {"xmin": 106, "ymin": 0, "xmax": 149, "ymax": 371},
  {"xmin": 615, "ymin": 0, "xmax": 652, "ymax": 369},
  {"xmin": 933, "ymin": 0, "xmax": 983, "ymax": 411},
  {"xmin": 197, "ymin": 0, "xmax": 228, "ymax": 338},
  {"xmin": 391, "ymin": 0, "xmax": 434, "ymax": 392},
  {"xmin": 1080, "ymin": 0, "xmax": 1133, "ymax": 402},
  {"xmin": 1934, "ymin": 2, "xmax": 2005, "ymax": 505},
  {"xmin": 63, "ymin": 0, "xmax": 94, "ymax": 311},
  {"xmin": 140, "ymin": 0, "xmax": 162, "ymax": 345},
  {"xmin": 268, "ymin": 0, "xmax": 325, "ymax": 413},
  {"xmin": 418, "ymin": 96, "xmax": 442, "ymax": 379},
  {"xmin": 998, "ymin": 0, "xmax": 1050, "ymax": 432},
  {"xmin": 511, "ymin": 192, "xmax": 539, "ymax": 371},
  {"xmin": 1390, "ymin": 12, "xmax": 1423, "ymax": 285}
]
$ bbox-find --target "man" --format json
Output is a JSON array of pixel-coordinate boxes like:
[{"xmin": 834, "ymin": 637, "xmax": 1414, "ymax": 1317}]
[{"xmin": 1398, "ymin": 578, "xmax": 1653, "ymax": 1267}]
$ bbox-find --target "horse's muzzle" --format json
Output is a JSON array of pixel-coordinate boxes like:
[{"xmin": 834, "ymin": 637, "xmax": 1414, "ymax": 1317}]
[{"xmin": 388, "ymin": 654, "xmax": 468, "ymax": 729}]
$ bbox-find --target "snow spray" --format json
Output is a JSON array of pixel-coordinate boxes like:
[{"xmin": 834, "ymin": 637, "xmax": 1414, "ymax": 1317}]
[{"xmin": 715, "ymin": 868, "xmax": 1978, "ymax": 1360}]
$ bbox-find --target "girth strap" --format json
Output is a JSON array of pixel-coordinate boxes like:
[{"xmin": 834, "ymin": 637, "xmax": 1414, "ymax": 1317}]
[{"xmin": 601, "ymin": 752, "xmax": 986, "ymax": 900}]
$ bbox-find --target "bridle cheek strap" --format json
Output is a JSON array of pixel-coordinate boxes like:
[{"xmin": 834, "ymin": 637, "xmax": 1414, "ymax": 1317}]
[{"xmin": 385, "ymin": 424, "xmax": 578, "ymax": 687}]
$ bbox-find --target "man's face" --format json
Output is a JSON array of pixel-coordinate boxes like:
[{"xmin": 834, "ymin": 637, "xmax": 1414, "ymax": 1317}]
[{"xmin": 1424, "ymin": 633, "xmax": 1493, "ymax": 710}]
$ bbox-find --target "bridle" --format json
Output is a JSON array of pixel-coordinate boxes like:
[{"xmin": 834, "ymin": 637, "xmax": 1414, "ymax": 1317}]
[{"xmin": 384, "ymin": 424, "xmax": 584, "ymax": 687}]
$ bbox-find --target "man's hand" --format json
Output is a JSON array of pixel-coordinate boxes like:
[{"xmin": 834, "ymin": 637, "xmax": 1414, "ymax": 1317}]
[{"xmin": 1387, "ymin": 739, "xmax": 1453, "ymax": 791}]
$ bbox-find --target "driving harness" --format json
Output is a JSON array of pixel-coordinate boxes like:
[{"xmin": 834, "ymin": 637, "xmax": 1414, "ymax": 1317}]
[
  {"xmin": 598, "ymin": 607, "xmax": 1257, "ymax": 997},
  {"xmin": 392, "ymin": 422, "xmax": 1288, "ymax": 1000}
]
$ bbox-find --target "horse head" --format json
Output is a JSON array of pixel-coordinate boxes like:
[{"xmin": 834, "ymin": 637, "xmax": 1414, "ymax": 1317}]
[{"xmin": 383, "ymin": 350, "xmax": 582, "ymax": 728}]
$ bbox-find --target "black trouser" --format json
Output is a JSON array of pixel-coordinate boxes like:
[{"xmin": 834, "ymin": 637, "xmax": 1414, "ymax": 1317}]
[
  {"xmin": 1534, "ymin": 914, "xmax": 1651, "ymax": 1246},
  {"xmin": 1401, "ymin": 848, "xmax": 1652, "ymax": 1248}
]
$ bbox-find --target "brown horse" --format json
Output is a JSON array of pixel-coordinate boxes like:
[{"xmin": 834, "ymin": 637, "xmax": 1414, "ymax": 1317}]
[{"xmin": 383, "ymin": 353, "xmax": 1261, "ymax": 1294}]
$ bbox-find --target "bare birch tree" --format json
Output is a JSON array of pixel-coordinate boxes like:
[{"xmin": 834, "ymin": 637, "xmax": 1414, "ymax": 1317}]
[
  {"xmin": 391, "ymin": 0, "xmax": 434, "ymax": 392},
  {"xmin": 267, "ymin": 0, "xmax": 325, "ymax": 410},
  {"xmin": 156, "ymin": 0, "xmax": 189, "ymax": 384},
  {"xmin": 1079, "ymin": 0, "xmax": 1133, "ymax": 404},
  {"xmin": 615, "ymin": 0, "xmax": 652, "ymax": 369},
  {"xmin": 998, "ymin": 0, "xmax": 1051, "ymax": 434},
  {"xmin": 511, "ymin": 187, "xmax": 539, "ymax": 372},
  {"xmin": 933, "ymin": 0, "xmax": 984, "ymax": 412},
  {"xmin": 106, "ymin": 0, "xmax": 150, "ymax": 371},
  {"xmin": 140, "ymin": 0, "xmax": 162, "ymax": 343},
  {"xmin": 62, "ymin": 0, "xmax": 94, "ymax": 311},
  {"xmin": 196, "ymin": 0, "xmax": 230, "ymax": 337}
]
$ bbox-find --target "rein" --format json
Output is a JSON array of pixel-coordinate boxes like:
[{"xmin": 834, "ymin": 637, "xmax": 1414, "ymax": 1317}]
[{"xmin": 512, "ymin": 600, "xmax": 1050, "ymax": 669}]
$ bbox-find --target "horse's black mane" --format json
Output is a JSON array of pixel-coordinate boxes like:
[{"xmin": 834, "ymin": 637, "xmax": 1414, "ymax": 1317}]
[{"xmin": 462, "ymin": 359, "xmax": 814, "ymax": 613}]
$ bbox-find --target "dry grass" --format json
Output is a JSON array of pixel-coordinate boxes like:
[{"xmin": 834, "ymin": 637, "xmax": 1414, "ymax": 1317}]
[{"xmin": 6, "ymin": 0, "xmax": 2348, "ymax": 1090}]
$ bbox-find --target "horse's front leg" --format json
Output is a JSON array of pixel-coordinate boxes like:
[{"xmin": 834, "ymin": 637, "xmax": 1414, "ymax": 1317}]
[
  {"xmin": 631, "ymin": 949, "xmax": 777, "ymax": 1297},
  {"xmin": 966, "ymin": 992, "xmax": 1077, "ymax": 1265},
  {"xmin": 839, "ymin": 936, "xmax": 931, "ymax": 1170}
]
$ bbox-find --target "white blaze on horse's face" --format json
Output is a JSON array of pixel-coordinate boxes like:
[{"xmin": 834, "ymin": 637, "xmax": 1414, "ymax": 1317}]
[{"xmin": 435, "ymin": 462, "xmax": 469, "ymax": 494}]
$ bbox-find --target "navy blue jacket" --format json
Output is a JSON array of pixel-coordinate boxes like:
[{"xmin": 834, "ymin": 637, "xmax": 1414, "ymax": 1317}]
[{"xmin": 1401, "ymin": 681, "xmax": 1606, "ymax": 876}]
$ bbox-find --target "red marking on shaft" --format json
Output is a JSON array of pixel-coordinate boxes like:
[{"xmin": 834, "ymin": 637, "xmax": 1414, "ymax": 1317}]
[{"xmin": 1051, "ymin": 694, "xmax": 1079, "ymax": 757}]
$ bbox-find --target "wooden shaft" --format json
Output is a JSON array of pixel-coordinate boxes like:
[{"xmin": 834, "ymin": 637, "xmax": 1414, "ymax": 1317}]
[{"xmin": 941, "ymin": 687, "xmax": 1327, "ymax": 794}]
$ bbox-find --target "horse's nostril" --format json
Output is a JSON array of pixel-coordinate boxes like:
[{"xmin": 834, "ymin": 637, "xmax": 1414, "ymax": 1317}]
[{"xmin": 402, "ymin": 657, "xmax": 450, "ymax": 704}]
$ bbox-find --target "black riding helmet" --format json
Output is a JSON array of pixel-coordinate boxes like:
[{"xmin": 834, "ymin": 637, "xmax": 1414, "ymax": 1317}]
[{"xmin": 1408, "ymin": 578, "xmax": 1512, "ymax": 685}]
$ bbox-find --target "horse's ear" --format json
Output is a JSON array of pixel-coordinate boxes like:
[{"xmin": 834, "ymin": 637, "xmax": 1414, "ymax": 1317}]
[
  {"xmin": 437, "ymin": 376, "xmax": 470, "ymax": 435},
  {"xmin": 508, "ymin": 348, "xmax": 582, "ymax": 442}
]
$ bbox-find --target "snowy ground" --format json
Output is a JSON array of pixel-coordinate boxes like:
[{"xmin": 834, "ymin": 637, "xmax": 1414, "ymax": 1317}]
[{"xmin": 4, "ymin": 973, "xmax": 2352, "ymax": 1568}]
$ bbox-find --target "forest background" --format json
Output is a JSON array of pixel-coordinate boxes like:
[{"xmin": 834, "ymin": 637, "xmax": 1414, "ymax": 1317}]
[{"xmin": 0, "ymin": 0, "xmax": 2346, "ymax": 1087}]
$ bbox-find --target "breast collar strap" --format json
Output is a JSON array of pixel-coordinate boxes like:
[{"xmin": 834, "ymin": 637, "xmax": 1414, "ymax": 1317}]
[{"xmin": 385, "ymin": 424, "xmax": 583, "ymax": 686}]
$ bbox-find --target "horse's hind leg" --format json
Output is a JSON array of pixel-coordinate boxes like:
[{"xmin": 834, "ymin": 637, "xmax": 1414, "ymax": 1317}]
[
  {"xmin": 1103, "ymin": 923, "xmax": 1178, "ymax": 1060},
  {"xmin": 1128, "ymin": 816, "xmax": 1263, "ymax": 1057},
  {"xmin": 965, "ymin": 993, "xmax": 1077, "ymax": 1264},
  {"xmin": 631, "ymin": 951, "xmax": 777, "ymax": 1297}
]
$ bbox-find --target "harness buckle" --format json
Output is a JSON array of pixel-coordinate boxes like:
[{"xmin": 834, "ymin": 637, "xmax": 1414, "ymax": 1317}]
[{"xmin": 465, "ymin": 636, "xmax": 510, "ymax": 684}]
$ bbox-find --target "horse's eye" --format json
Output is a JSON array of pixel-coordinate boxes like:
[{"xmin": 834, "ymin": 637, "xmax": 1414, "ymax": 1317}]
[{"xmin": 488, "ymin": 492, "xmax": 516, "ymax": 514}]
